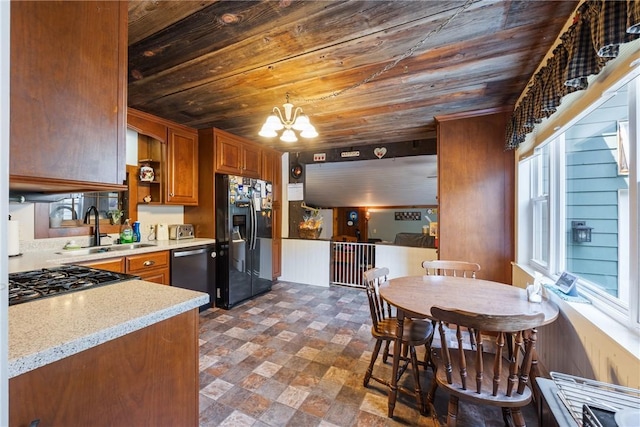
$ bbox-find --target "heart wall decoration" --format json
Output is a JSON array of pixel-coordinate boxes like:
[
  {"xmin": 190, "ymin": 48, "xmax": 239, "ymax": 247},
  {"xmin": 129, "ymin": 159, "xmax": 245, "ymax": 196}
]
[{"xmin": 374, "ymin": 147, "xmax": 387, "ymax": 159}]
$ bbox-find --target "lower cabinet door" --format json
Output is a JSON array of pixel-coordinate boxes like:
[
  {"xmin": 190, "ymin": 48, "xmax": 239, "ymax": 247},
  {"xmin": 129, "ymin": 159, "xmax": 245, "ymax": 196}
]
[{"xmin": 137, "ymin": 270, "xmax": 170, "ymax": 285}]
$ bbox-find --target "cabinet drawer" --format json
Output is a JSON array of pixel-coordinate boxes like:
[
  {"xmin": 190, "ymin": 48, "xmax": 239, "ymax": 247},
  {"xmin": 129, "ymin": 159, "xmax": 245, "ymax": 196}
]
[
  {"xmin": 78, "ymin": 257, "xmax": 125, "ymax": 273},
  {"xmin": 126, "ymin": 251, "xmax": 169, "ymax": 274}
]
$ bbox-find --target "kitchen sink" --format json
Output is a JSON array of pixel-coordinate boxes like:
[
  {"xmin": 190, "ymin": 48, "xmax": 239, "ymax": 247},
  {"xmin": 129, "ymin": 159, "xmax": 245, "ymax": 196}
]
[{"xmin": 57, "ymin": 243, "xmax": 157, "ymax": 256}]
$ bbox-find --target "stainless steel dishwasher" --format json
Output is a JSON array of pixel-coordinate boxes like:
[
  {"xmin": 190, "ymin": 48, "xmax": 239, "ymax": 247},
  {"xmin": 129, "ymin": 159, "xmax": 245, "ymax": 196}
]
[{"xmin": 170, "ymin": 244, "xmax": 215, "ymax": 310}]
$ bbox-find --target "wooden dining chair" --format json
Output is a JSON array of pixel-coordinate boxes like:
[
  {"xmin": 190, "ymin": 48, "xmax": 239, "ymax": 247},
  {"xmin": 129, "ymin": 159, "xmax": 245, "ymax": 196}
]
[
  {"xmin": 421, "ymin": 260, "xmax": 481, "ymax": 278},
  {"xmin": 362, "ymin": 267, "xmax": 434, "ymax": 416},
  {"xmin": 430, "ymin": 306, "xmax": 545, "ymax": 427},
  {"xmin": 421, "ymin": 260, "xmax": 482, "ymax": 358}
]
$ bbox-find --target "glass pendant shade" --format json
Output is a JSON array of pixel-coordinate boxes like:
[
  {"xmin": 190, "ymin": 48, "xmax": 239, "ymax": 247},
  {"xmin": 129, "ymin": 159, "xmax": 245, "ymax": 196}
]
[
  {"xmin": 265, "ymin": 114, "xmax": 284, "ymax": 131},
  {"xmin": 300, "ymin": 125, "xmax": 318, "ymax": 138},
  {"xmin": 292, "ymin": 114, "xmax": 310, "ymax": 131},
  {"xmin": 280, "ymin": 129, "xmax": 298, "ymax": 143},
  {"xmin": 258, "ymin": 125, "xmax": 278, "ymax": 138}
]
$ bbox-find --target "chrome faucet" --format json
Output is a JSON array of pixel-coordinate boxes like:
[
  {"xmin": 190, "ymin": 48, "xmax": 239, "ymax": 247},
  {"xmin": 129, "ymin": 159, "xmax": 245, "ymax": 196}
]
[{"xmin": 84, "ymin": 206, "xmax": 102, "ymax": 246}]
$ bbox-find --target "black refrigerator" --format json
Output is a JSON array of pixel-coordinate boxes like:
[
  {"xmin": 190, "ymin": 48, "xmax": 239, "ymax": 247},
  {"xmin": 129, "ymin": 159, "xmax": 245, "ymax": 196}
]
[{"xmin": 215, "ymin": 174, "xmax": 273, "ymax": 309}]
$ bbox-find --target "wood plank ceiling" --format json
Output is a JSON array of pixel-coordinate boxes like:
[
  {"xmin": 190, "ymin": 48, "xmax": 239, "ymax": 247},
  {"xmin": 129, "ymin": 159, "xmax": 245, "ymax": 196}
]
[{"xmin": 127, "ymin": 0, "xmax": 579, "ymax": 153}]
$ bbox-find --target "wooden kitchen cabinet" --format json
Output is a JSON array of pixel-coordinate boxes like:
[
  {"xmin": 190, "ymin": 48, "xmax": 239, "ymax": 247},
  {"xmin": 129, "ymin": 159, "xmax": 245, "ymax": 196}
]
[
  {"xmin": 261, "ymin": 148, "xmax": 283, "ymax": 184},
  {"xmin": 166, "ymin": 126, "xmax": 199, "ymax": 205},
  {"xmin": 10, "ymin": 310, "xmax": 199, "ymax": 427},
  {"xmin": 211, "ymin": 128, "xmax": 262, "ymax": 178},
  {"xmin": 78, "ymin": 250, "xmax": 170, "ymax": 285},
  {"xmin": 126, "ymin": 251, "xmax": 170, "ymax": 285},
  {"xmin": 272, "ymin": 201, "xmax": 282, "ymax": 279},
  {"xmin": 78, "ymin": 257, "xmax": 126, "ymax": 273},
  {"xmin": 265, "ymin": 150, "xmax": 283, "ymax": 279},
  {"xmin": 10, "ymin": 1, "xmax": 128, "ymax": 193},
  {"xmin": 127, "ymin": 108, "xmax": 199, "ymax": 206}
]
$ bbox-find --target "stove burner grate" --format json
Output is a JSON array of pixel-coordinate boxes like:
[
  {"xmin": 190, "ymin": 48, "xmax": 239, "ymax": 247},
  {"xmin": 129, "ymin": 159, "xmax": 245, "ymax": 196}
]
[{"xmin": 9, "ymin": 265, "xmax": 138, "ymax": 306}]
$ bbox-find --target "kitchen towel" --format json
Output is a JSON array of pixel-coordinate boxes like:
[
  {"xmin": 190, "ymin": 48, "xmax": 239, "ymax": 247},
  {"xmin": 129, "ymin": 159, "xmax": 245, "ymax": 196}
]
[{"xmin": 8, "ymin": 218, "xmax": 20, "ymax": 256}]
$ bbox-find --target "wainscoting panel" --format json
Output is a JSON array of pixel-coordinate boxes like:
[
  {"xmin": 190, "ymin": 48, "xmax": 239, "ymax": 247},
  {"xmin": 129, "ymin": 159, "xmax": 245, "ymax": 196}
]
[{"xmin": 280, "ymin": 238, "xmax": 331, "ymax": 287}]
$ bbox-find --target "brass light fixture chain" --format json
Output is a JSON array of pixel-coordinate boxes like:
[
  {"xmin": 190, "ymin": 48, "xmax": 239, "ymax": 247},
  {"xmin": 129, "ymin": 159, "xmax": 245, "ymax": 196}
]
[{"xmin": 294, "ymin": 0, "xmax": 477, "ymax": 104}]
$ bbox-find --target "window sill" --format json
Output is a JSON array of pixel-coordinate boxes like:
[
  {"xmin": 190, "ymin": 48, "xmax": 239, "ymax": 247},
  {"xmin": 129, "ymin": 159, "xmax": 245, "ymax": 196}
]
[{"xmin": 514, "ymin": 263, "xmax": 640, "ymax": 362}]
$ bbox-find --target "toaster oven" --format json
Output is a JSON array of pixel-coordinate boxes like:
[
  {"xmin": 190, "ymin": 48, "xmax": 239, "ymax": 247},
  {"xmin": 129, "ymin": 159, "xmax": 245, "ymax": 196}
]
[{"xmin": 169, "ymin": 224, "xmax": 195, "ymax": 240}]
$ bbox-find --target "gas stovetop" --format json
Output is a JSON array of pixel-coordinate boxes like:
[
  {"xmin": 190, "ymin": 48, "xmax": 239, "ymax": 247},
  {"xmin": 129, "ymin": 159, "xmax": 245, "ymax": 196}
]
[{"xmin": 9, "ymin": 265, "xmax": 138, "ymax": 306}]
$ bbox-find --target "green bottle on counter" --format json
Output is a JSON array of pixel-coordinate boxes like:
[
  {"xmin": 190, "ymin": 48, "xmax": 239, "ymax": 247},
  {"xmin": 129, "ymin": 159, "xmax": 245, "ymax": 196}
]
[{"xmin": 120, "ymin": 219, "xmax": 134, "ymax": 244}]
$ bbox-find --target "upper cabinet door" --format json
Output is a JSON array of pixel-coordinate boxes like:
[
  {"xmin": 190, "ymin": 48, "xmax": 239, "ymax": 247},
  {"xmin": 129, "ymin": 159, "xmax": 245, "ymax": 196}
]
[
  {"xmin": 214, "ymin": 134, "xmax": 243, "ymax": 175},
  {"xmin": 166, "ymin": 126, "xmax": 199, "ymax": 206},
  {"xmin": 213, "ymin": 128, "xmax": 261, "ymax": 178},
  {"xmin": 10, "ymin": 1, "xmax": 128, "ymax": 193},
  {"xmin": 242, "ymin": 144, "xmax": 262, "ymax": 178}
]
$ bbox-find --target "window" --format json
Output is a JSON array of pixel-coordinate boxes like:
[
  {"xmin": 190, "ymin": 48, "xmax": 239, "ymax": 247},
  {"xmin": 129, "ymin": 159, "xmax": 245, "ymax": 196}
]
[
  {"xmin": 48, "ymin": 192, "xmax": 121, "ymax": 228},
  {"xmin": 531, "ymin": 142, "xmax": 550, "ymax": 268},
  {"xmin": 519, "ymin": 72, "xmax": 639, "ymax": 327}
]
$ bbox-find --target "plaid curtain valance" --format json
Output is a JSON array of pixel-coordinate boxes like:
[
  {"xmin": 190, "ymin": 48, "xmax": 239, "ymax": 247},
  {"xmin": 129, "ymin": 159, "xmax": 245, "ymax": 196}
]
[{"xmin": 506, "ymin": 0, "xmax": 640, "ymax": 150}]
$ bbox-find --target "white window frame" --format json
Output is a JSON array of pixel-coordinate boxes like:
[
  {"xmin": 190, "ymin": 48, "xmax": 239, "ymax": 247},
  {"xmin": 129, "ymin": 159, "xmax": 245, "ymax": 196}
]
[
  {"xmin": 531, "ymin": 145, "xmax": 550, "ymax": 269},
  {"xmin": 521, "ymin": 71, "xmax": 640, "ymax": 330}
]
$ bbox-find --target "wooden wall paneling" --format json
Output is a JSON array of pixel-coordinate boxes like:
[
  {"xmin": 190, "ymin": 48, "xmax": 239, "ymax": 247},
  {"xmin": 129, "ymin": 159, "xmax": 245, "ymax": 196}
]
[{"xmin": 436, "ymin": 110, "xmax": 514, "ymax": 284}]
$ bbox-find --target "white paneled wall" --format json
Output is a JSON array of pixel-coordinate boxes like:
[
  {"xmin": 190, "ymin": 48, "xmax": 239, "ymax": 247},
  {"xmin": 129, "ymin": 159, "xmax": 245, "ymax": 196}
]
[
  {"xmin": 374, "ymin": 245, "xmax": 438, "ymax": 278},
  {"xmin": 280, "ymin": 239, "xmax": 331, "ymax": 287}
]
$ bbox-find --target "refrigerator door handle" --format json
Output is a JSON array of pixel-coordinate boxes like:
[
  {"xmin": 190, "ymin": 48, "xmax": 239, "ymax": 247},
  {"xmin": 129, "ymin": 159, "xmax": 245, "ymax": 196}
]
[
  {"xmin": 248, "ymin": 198, "xmax": 252, "ymax": 250},
  {"xmin": 252, "ymin": 199, "xmax": 257, "ymax": 250},
  {"xmin": 249, "ymin": 197, "xmax": 257, "ymax": 250}
]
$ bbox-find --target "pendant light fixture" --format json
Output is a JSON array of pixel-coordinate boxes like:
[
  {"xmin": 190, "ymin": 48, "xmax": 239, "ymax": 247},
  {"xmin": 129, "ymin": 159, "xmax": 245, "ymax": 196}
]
[{"xmin": 259, "ymin": 93, "xmax": 318, "ymax": 142}]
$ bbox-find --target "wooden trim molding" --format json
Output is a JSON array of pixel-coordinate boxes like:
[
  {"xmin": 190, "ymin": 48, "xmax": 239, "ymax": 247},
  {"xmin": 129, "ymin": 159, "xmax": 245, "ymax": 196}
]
[{"xmin": 435, "ymin": 106, "xmax": 513, "ymax": 123}]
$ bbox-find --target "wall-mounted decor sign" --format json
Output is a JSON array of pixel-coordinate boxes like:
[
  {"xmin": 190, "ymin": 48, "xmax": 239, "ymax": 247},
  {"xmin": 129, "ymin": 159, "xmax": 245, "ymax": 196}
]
[
  {"xmin": 394, "ymin": 211, "xmax": 421, "ymax": 221},
  {"xmin": 340, "ymin": 150, "xmax": 360, "ymax": 158},
  {"xmin": 374, "ymin": 147, "xmax": 387, "ymax": 158}
]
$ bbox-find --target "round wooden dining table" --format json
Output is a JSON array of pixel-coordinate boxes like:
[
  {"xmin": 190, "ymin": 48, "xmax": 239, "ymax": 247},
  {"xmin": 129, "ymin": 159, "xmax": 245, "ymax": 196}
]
[{"xmin": 378, "ymin": 275, "xmax": 559, "ymax": 418}]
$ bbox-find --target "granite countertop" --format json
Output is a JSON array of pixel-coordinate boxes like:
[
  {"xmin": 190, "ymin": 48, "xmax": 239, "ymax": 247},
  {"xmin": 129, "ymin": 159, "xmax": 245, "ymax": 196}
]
[
  {"xmin": 9, "ymin": 238, "xmax": 216, "ymax": 273},
  {"xmin": 8, "ymin": 238, "xmax": 216, "ymax": 378},
  {"xmin": 8, "ymin": 280, "xmax": 209, "ymax": 378}
]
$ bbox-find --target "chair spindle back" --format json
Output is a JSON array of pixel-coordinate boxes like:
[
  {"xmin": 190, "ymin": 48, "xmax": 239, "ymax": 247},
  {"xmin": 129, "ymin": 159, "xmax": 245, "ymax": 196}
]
[
  {"xmin": 422, "ymin": 260, "xmax": 481, "ymax": 278},
  {"xmin": 431, "ymin": 307, "xmax": 544, "ymax": 397},
  {"xmin": 363, "ymin": 267, "xmax": 392, "ymax": 332}
]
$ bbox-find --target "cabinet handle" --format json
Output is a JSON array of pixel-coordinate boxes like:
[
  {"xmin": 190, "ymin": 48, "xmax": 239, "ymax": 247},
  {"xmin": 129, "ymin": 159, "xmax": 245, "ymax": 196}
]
[
  {"xmin": 169, "ymin": 192, "xmax": 174, "ymax": 197},
  {"xmin": 143, "ymin": 260, "xmax": 156, "ymax": 267}
]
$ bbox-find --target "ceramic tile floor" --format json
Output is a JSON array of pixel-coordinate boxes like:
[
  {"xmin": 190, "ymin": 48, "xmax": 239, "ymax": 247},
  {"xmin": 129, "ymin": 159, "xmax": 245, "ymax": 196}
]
[{"xmin": 197, "ymin": 281, "xmax": 539, "ymax": 427}]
